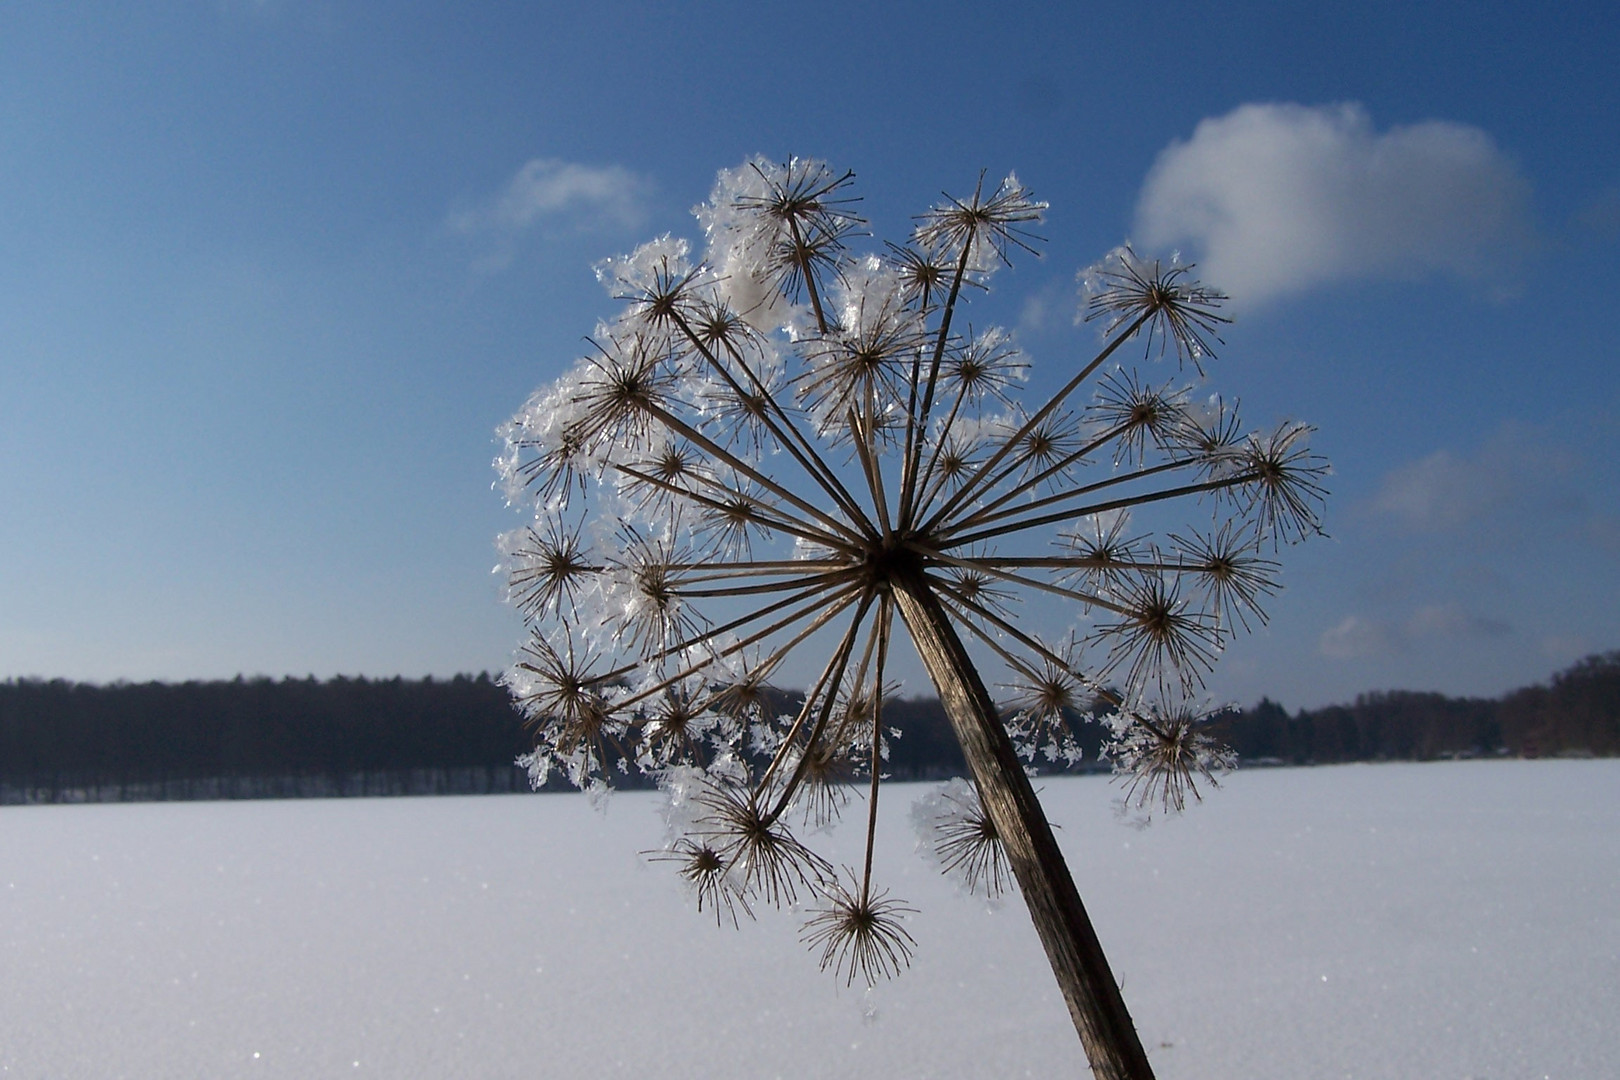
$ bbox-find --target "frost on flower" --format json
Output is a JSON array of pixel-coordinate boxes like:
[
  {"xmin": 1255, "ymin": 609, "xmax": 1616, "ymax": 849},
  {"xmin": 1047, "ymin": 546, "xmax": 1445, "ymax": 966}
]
[
  {"xmin": 1108, "ymin": 698, "xmax": 1238, "ymax": 818},
  {"xmin": 911, "ymin": 778, "xmax": 1011, "ymax": 900},
  {"xmin": 493, "ymin": 156, "xmax": 1325, "ymax": 998}
]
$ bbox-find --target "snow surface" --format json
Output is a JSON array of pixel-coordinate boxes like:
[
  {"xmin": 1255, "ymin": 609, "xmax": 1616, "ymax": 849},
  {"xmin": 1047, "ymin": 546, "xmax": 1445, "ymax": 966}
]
[{"xmin": 2, "ymin": 761, "xmax": 1616, "ymax": 1079}]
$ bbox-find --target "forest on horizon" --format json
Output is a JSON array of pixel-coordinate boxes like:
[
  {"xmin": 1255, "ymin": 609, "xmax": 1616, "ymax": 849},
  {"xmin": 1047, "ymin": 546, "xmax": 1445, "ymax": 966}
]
[{"xmin": 2, "ymin": 652, "xmax": 1615, "ymax": 805}]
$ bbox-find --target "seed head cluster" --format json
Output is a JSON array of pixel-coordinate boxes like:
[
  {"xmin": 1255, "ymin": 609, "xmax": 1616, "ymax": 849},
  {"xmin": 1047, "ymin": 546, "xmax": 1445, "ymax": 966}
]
[{"xmin": 495, "ymin": 156, "xmax": 1327, "ymax": 985}]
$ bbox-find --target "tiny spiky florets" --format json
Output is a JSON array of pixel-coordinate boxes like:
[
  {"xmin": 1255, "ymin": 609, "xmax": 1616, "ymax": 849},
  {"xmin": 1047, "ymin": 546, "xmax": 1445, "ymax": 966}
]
[
  {"xmin": 1081, "ymin": 245, "xmax": 1230, "ymax": 369},
  {"xmin": 693, "ymin": 782, "xmax": 832, "ymax": 908},
  {"xmin": 801, "ymin": 876, "xmax": 917, "ymax": 987},
  {"xmin": 1111, "ymin": 703, "xmax": 1236, "ymax": 815}
]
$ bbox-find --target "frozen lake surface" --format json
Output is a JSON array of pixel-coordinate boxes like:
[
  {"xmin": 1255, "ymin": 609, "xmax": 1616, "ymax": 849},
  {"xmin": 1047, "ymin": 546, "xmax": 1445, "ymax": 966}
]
[{"xmin": 2, "ymin": 760, "xmax": 1616, "ymax": 1079}]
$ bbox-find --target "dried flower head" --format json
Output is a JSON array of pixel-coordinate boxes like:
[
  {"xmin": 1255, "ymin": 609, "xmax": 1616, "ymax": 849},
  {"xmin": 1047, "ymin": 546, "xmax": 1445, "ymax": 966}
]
[
  {"xmin": 693, "ymin": 780, "xmax": 832, "ymax": 908},
  {"xmin": 1170, "ymin": 521, "xmax": 1281, "ymax": 633},
  {"xmin": 914, "ymin": 172, "xmax": 1047, "ymax": 268},
  {"xmin": 791, "ymin": 734, "xmax": 855, "ymax": 828},
  {"xmin": 649, "ymin": 837, "xmax": 753, "ymax": 929},
  {"xmin": 495, "ymin": 157, "xmax": 1324, "ymax": 997},
  {"xmin": 1110, "ymin": 701, "xmax": 1237, "ymax": 815},
  {"xmin": 499, "ymin": 517, "xmax": 596, "ymax": 619},
  {"xmin": 1080, "ymin": 244, "xmax": 1230, "ymax": 370},
  {"xmin": 801, "ymin": 874, "xmax": 918, "ymax": 987},
  {"xmin": 911, "ymin": 778, "xmax": 1012, "ymax": 899},
  {"xmin": 1240, "ymin": 421, "xmax": 1331, "ymax": 547}
]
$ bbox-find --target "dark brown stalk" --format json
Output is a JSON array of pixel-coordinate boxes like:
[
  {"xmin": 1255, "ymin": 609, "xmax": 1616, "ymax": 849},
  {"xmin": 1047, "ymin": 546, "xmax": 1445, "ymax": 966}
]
[{"xmin": 891, "ymin": 572, "xmax": 1156, "ymax": 1080}]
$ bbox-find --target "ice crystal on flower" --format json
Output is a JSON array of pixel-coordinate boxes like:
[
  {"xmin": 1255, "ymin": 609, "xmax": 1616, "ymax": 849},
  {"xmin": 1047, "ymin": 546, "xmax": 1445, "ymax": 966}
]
[{"xmin": 1110, "ymin": 700, "xmax": 1237, "ymax": 816}]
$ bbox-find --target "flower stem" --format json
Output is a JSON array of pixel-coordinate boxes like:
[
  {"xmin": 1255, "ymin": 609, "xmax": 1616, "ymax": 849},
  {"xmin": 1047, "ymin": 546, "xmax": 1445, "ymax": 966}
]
[
  {"xmin": 891, "ymin": 572, "xmax": 1157, "ymax": 1080},
  {"xmin": 860, "ymin": 594, "xmax": 893, "ymax": 901}
]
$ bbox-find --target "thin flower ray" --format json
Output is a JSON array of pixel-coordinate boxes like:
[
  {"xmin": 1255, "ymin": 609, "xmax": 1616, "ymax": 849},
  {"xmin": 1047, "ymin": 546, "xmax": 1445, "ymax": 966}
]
[
  {"xmin": 754, "ymin": 589, "xmax": 877, "ymax": 802},
  {"xmin": 759, "ymin": 597, "xmax": 885, "ymax": 827},
  {"xmin": 670, "ymin": 569, "xmax": 857, "ymax": 601},
  {"xmin": 583, "ymin": 577, "xmax": 865, "ymax": 712},
  {"xmin": 968, "ymin": 555, "xmax": 1197, "ymax": 573},
  {"xmin": 907, "ymin": 542, "xmax": 1132, "ymax": 617},
  {"xmin": 929, "ymin": 584, "xmax": 1114, "ymax": 706},
  {"xmin": 637, "ymin": 398, "xmax": 867, "ymax": 549},
  {"xmin": 939, "ymin": 471, "xmax": 1257, "ymax": 551},
  {"xmin": 857, "ymin": 594, "xmax": 895, "ymax": 894},
  {"xmin": 898, "ymin": 239, "xmax": 976, "ymax": 526},
  {"xmin": 916, "ymin": 307, "xmax": 1157, "ymax": 535},
  {"xmin": 928, "ymin": 584, "xmax": 1081, "ymax": 682},
  {"xmin": 670, "ymin": 308, "xmax": 875, "ymax": 533},
  {"xmin": 938, "ymin": 454, "xmax": 1203, "ymax": 541},
  {"xmin": 952, "ymin": 417, "xmax": 1138, "ymax": 528},
  {"xmin": 900, "ymin": 175, "xmax": 1043, "ymax": 530},
  {"xmin": 609, "ymin": 461, "xmax": 843, "ymax": 550},
  {"xmin": 606, "ymin": 582, "xmax": 865, "ymax": 719}
]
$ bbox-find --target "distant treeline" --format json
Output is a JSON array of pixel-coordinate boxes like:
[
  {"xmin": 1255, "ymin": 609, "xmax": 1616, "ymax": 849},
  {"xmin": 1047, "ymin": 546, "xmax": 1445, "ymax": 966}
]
[
  {"xmin": 0, "ymin": 674, "xmax": 970, "ymax": 805},
  {"xmin": 1215, "ymin": 651, "xmax": 1619, "ymax": 764},
  {"xmin": 2, "ymin": 653, "xmax": 1615, "ymax": 804},
  {"xmin": 0, "ymin": 673, "xmax": 532, "ymax": 805}
]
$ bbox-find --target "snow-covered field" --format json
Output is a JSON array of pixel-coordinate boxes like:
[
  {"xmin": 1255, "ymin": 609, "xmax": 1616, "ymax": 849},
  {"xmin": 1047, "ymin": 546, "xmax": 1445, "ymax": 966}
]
[{"xmin": 2, "ymin": 761, "xmax": 1615, "ymax": 1079}]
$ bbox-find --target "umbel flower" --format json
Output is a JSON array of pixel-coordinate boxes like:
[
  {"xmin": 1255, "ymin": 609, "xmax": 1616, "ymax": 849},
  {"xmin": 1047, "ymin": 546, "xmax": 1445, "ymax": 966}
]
[{"xmin": 496, "ymin": 156, "xmax": 1326, "ymax": 1078}]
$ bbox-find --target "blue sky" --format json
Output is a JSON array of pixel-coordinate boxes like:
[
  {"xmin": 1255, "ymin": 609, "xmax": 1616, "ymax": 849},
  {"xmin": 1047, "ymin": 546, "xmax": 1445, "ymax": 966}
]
[{"xmin": 2, "ymin": 0, "xmax": 1616, "ymax": 709}]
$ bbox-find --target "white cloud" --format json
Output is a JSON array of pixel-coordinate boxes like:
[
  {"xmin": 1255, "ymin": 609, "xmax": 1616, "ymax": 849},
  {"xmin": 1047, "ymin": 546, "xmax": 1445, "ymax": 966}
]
[
  {"xmin": 1370, "ymin": 448, "xmax": 1500, "ymax": 532},
  {"xmin": 1321, "ymin": 603, "xmax": 1511, "ymax": 661},
  {"xmin": 1134, "ymin": 102, "xmax": 1533, "ymax": 304},
  {"xmin": 1320, "ymin": 615, "xmax": 1395, "ymax": 660},
  {"xmin": 1369, "ymin": 426, "xmax": 1580, "ymax": 533},
  {"xmin": 450, "ymin": 159, "xmax": 651, "ymax": 240},
  {"xmin": 1405, "ymin": 603, "xmax": 1510, "ymax": 641},
  {"xmin": 1017, "ymin": 279, "xmax": 1067, "ymax": 334}
]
